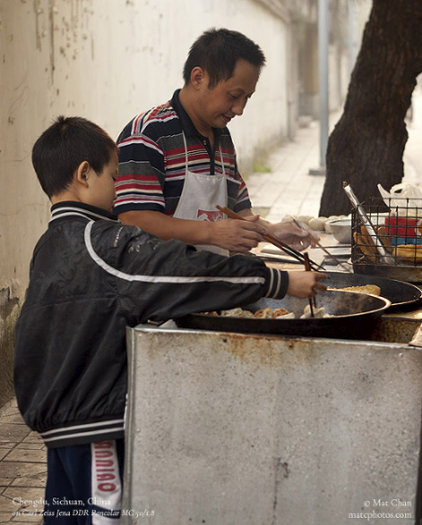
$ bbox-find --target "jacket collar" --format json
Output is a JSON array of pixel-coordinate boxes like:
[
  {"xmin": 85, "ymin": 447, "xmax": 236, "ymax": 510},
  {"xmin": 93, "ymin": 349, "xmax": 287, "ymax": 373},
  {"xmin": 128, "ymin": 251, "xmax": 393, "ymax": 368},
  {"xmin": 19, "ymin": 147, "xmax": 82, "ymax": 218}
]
[{"xmin": 49, "ymin": 201, "xmax": 119, "ymax": 224}]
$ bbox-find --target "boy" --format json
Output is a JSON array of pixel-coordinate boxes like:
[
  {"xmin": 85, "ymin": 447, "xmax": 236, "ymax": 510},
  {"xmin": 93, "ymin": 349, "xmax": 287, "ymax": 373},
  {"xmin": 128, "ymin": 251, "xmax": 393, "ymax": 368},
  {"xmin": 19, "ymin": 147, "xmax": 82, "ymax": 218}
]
[
  {"xmin": 115, "ymin": 28, "xmax": 318, "ymax": 256},
  {"xmin": 14, "ymin": 116, "xmax": 326, "ymax": 524}
]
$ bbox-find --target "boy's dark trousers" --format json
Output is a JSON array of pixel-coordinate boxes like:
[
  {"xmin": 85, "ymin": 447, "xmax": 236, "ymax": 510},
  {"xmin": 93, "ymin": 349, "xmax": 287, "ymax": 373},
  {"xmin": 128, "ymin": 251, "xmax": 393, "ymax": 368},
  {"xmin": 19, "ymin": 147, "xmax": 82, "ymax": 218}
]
[{"xmin": 43, "ymin": 439, "xmax": 124, "ymax": 524}]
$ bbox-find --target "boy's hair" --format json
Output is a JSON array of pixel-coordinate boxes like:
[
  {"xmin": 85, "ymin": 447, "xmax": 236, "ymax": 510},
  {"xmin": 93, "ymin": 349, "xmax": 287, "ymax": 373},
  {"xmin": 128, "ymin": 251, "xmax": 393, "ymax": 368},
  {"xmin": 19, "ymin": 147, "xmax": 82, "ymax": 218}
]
[
  {"xmin": 32, "ymin": 116, "xmax": 118, "ymax": 198},
  {"xmin": 183, "ymin": 28, "xmax": 266, "ymax": 88}
]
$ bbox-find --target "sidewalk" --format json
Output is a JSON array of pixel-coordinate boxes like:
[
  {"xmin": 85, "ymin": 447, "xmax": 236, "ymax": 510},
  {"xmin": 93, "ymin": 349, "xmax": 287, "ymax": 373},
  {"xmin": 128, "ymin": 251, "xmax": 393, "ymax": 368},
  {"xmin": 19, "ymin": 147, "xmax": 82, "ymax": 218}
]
[
  {"xmin": 246, "ymin": 117, "xmax": 331, "ymax": 221},
  {"xmin": 0, "ymin": 399, "xmax": 45, "ymax": 523}
]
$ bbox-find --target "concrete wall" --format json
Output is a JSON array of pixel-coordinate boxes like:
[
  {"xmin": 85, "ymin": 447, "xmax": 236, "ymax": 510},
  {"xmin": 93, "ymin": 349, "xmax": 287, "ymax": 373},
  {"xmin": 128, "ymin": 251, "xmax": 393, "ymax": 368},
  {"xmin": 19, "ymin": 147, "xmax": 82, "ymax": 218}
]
[
  {"xmin": 0, "ymin": 0, "xmax": 290, "ymax": 405},
  {"xmin": 124, "ymin": 325, "xmax": 422, "ymax": 524}
]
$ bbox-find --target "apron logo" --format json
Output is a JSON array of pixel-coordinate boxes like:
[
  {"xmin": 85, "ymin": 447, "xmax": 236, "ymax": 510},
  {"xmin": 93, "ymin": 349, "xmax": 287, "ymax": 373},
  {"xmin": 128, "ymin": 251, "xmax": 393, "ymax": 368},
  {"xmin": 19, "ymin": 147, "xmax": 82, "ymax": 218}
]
[{"xmin": 197, "ymin": 209, "xmax": 225, "ymax": 222}]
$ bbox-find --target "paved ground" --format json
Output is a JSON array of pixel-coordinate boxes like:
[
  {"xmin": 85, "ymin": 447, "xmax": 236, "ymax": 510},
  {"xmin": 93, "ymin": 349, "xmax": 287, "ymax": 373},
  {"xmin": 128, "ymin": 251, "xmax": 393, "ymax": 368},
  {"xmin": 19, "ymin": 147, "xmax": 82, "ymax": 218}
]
[
  {"xmin": 0, "ymin": 87, "xmax": 420, "ymax": 523},
  {"xmin": 0, "ymin": 399, "xmax": 45, "ymax": 523},
  {"xmin": 246, "ymin": 117, "xmax": 329, "ymax": 221}
]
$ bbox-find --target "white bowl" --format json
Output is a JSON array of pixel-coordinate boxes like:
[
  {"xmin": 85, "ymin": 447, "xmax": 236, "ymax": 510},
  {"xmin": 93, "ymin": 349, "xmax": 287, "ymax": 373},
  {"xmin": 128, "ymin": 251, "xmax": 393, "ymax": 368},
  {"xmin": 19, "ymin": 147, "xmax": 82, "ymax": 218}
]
[{"xmin": 327, "ymin": 218, "xmax": 352, "ymax": 243}]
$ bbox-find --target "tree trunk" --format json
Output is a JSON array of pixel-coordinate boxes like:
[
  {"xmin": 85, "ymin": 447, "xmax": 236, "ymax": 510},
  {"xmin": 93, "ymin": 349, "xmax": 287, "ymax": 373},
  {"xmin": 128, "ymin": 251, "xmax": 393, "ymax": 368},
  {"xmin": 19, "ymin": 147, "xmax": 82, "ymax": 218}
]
[{"xmin": 319, "ymin": 0, "xmax": 422, "ymax": 217}]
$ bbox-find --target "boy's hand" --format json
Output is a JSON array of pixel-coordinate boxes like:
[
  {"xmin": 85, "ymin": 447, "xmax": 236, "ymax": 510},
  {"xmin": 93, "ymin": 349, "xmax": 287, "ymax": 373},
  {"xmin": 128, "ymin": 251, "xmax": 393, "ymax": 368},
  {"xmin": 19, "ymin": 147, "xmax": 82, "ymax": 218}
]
[{"xmin": 286, "ymin": 271, "xmax": 327, "ymax": 298}]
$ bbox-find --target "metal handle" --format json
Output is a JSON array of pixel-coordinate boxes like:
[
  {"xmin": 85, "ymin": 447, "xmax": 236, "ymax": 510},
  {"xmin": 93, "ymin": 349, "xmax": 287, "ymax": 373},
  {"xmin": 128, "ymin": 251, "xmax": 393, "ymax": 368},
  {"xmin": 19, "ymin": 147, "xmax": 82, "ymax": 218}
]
[{"xmin": 343, "ymin": 182, "xmax": 395, "ymax": 264}]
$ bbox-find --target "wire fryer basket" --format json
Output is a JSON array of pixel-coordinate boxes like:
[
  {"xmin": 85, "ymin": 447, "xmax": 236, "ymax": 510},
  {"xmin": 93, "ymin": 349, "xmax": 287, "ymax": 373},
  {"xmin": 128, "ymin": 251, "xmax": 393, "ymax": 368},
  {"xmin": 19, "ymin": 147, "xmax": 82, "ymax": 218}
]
[{"xmin": 352, "ymin": 197, "xmax": 422, "ymax": 280}]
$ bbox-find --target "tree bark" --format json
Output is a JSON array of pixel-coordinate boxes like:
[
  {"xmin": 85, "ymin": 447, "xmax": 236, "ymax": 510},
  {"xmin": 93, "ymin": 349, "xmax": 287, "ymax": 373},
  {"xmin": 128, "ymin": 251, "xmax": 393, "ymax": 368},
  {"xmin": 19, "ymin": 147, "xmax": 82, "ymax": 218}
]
[{"xmin": 319, "ymin": 0, "xmax": 422, "ymax": 217}]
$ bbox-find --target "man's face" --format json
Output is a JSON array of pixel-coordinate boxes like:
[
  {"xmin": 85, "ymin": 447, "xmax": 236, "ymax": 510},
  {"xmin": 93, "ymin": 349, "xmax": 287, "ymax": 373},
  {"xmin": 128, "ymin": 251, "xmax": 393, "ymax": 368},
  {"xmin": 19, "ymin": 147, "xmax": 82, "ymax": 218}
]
[{"xmin": 196, "ymin": 59, "xmax": 261, "ymax": 129}]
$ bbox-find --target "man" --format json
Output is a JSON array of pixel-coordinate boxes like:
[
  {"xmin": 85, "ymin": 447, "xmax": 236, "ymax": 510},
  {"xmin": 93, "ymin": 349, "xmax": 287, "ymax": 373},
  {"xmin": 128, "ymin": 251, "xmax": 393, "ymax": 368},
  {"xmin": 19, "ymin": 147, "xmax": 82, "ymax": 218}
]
[{"xmin": 115, "ymin": 28, "xmax": 317, "ymax": 255}]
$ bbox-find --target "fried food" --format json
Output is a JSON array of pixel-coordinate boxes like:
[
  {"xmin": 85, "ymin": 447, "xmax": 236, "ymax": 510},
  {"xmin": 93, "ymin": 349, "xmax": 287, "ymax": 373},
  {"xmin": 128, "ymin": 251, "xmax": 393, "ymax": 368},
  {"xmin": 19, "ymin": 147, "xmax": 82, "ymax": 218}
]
[
  {"xmin": 328, "ymin": 284, "xmax": 381, "ymax": 296},
  {"xmin": 300, "ymin": 305, "xmax": 330, "ymax": 319},
  {"xmin": 254, "ymin": 307, "xmax": 295, "ymax": 319},
  {"xmin": 394, "ymin": 245, "xmax": 422, "ymax": 262},
  {"xmin": 272, "ymin": 307, "xmax": 290, "ymax": 317},
  {"xmin": 354, "ymin": 225, "xmax": 393, "ymax": 262},
  {"xmin": 254, "ymin": 307, "xmax": 275, "ymax": 318},
  {"xmin": 377, "ymin": 226, "xmax": 392, "ymax": 251},
  {"xmin": 205, "ymin": 305, "xmax": 332, "ymax": 319},
  {"xmin": 206, "ymin": 306, "xmax": 291, "ymax": 318},
  {"xmin": 220, "ymin": 308, "xmax": 254, "ymax": 318}
]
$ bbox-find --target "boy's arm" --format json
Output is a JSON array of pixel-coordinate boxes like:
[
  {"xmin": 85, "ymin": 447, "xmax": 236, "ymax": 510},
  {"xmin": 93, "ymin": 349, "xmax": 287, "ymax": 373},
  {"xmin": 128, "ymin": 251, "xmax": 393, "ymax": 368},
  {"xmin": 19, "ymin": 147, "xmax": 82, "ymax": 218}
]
[
  {"xmin": 90, "ymin": 222, "xmax": 325, "ymax": 325},
  {"xmin": 117, "ymin": 235, "xmax": 285, "ymax": 323}
]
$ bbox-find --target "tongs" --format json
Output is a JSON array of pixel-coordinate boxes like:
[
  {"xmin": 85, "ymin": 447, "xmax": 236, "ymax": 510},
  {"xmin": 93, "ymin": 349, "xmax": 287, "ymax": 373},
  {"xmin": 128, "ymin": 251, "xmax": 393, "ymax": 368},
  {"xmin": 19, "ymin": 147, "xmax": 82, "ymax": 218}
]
[
  {"xmin": 216, "ymin": 206, "xmax": 324, "ymax": 271},
  {"xmin": 343, "ymin": 182, "xmax": 395, "ymax": 264}
]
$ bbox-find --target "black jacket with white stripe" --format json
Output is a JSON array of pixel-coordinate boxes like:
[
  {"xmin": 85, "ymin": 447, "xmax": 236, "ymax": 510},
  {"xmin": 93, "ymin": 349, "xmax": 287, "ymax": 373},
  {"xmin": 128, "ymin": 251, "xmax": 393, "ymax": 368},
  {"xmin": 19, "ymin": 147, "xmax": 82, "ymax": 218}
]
[{"xmin": 14, "ymin": 201, "xmax": 289, "ymax": 448}]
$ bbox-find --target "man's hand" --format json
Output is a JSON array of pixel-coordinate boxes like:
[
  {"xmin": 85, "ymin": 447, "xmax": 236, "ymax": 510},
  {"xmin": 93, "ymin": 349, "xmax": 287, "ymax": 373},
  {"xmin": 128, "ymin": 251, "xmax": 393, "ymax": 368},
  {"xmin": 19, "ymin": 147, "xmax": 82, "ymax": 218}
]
[
  {"xmin": 119, "ymin": 210, "xmax": 266, "ymax": 251},
  {"xmin": 208, "ymin": 216, "xmax": 265, "ymax": 252},
  {"xmin": 268, "ymin": 220, "xmax": 320, "ymax": 251},
  {"xmin": 286, "ymin": 271, "xmax": 327, "ymax": 298},
  {"xmin": 237, "ymin": 210, "xmax": 320, "ymax": 252}
]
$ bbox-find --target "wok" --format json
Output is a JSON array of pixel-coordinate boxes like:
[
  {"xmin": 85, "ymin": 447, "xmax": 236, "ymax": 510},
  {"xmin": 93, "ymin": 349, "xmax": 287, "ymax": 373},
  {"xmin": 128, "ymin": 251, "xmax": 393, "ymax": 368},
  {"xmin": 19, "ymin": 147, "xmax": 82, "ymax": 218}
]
[
  {"xmin": 352, "ymin": 262, "xmax": 422, "ymax": 285},
  {"xmin": 175, "ymin": 290, "xmax": 390, "ymax": 340},
  {"xmin": 324, "ymin": 272, "xmax": 422, "ymax": 312}
]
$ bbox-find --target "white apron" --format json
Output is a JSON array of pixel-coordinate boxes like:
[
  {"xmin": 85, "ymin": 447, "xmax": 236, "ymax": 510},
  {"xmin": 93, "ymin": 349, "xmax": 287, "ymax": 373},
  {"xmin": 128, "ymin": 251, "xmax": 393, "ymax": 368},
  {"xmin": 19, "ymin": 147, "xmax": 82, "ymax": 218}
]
[{"xmin": 173, "ymin": 132, "xmax": 229, "ymax": 256}]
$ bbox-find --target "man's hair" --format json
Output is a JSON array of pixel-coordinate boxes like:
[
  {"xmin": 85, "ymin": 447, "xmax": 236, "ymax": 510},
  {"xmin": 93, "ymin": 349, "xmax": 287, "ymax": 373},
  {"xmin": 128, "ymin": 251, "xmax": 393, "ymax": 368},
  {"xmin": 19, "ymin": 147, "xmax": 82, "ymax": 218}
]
[
  {"xmin": 32, "ymin": 116, "xmax": 117, "ymax": 198},
  {"xmin": 183, "ymin": 28, "xmax": 266, "ymax": 88}
]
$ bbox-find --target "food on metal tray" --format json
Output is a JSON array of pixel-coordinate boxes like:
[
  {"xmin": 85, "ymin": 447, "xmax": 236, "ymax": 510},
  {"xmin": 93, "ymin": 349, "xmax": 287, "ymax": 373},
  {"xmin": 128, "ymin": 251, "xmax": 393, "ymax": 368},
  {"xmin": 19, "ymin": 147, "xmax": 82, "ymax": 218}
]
[
  {"xmin": 376, "ymin": 226, "xmax": 393, "ymax": 250},
  {"xmin": 394, "ymin": 245, "xmax": 422, "ymax": 262},
  {"xmin": 328, "ymin": 284, "xmax": 381, "ymax": 296},
  {"xmin": 354, "ymin": 225, "xmax": 393, "ymax": 262},
  {"xmin": 355, "ymin": 220, "xmax": 422, "ymax": 265},
  {"xmin": 354, "ymin": 231, "xmax": 376, "ymax": 262}
]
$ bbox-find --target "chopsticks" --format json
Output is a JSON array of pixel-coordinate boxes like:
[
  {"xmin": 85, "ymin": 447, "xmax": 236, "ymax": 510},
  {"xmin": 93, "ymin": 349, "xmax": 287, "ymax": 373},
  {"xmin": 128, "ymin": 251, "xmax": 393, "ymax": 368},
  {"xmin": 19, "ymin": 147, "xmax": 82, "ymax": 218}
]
[
  {"xmin": 291, "ymin": 218, "xmax": 352, "ymax": 273},
  {"xmin": 216, "ymin": 206, "xmax": 324, "ymax": 271},
  {"xmin": 303, "ymin": 252, "xmax": 316, "ymax": 317}
]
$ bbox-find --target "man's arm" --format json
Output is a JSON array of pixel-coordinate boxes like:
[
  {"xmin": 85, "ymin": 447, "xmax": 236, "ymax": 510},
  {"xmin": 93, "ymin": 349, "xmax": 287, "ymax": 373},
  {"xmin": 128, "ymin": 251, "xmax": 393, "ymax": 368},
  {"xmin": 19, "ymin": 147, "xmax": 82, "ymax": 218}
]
[{"xmin": 118, "ymin": 210, "xmax": 265, "ymax": 252}]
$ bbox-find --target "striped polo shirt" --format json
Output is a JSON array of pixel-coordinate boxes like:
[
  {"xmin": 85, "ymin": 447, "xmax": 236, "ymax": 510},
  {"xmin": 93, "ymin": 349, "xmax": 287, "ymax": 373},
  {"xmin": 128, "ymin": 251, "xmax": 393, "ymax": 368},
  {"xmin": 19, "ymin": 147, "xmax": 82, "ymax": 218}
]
[{"xmin": 114, "ymin": 90, "xmax": 252, "ymax": 216}]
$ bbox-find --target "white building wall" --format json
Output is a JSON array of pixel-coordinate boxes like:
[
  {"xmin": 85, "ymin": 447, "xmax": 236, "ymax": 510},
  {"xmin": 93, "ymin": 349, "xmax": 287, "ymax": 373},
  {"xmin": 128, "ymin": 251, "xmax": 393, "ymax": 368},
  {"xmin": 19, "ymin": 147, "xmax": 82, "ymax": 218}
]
[{"xmin": 0, "ymin": 0, "xmax": 289, "ymax": 299}]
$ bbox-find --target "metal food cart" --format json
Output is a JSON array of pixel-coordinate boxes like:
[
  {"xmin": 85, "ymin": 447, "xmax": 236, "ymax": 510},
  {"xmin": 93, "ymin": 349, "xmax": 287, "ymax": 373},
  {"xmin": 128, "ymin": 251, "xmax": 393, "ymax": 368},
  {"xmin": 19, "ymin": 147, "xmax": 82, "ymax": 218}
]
[{"xmin": 122, "ymin": 315, "xmax": 422, "ymax": 525}]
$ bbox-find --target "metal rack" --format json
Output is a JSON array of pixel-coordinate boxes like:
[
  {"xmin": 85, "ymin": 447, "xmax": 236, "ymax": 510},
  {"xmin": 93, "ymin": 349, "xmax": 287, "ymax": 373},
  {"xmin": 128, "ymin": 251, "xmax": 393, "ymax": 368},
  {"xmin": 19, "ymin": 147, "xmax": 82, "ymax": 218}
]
[{"xmin": 352, "ymin": 197, "xmax": 422, "ymax": 282}]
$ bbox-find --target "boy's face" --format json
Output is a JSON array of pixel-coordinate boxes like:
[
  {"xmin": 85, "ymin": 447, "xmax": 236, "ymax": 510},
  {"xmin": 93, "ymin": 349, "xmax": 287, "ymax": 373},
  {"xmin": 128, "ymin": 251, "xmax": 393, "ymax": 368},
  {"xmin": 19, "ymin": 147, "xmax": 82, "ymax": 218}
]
[
  {"xmin": 196, "ymin": 59, "xmax": 260, "ymax": 129},
  {"xmin": 88, "ymin": 152, "xmax": 118, "ymax": 211}
]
